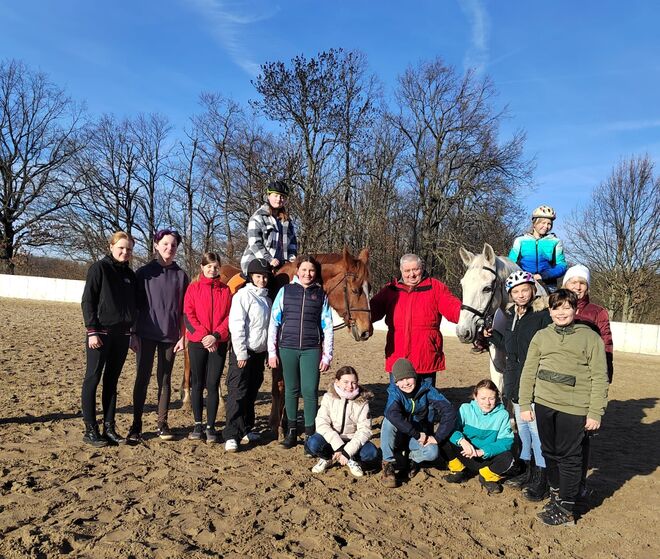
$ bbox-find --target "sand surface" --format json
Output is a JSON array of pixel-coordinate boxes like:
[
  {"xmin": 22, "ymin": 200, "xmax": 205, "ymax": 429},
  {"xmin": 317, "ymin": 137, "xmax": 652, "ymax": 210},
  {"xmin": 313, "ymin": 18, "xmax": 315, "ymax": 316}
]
[{"xmin": 0, "ymin": 299, "xmax": 658, "ymax": 558}]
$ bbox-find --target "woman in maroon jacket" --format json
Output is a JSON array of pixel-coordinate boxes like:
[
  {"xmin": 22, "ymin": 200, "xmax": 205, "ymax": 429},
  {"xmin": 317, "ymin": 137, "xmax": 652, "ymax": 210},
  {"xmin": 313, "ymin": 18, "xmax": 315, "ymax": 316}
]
[
  {"xmin": 183, "ymin": 252, "xmax": 232, "ymax": 443},
  {"xmin": 370, "ymin": 253, "xmax": 461, "ymax": 389},
  {"xmin": 563, "ymin": 265, "xmax": 614, "ymax": 382}
]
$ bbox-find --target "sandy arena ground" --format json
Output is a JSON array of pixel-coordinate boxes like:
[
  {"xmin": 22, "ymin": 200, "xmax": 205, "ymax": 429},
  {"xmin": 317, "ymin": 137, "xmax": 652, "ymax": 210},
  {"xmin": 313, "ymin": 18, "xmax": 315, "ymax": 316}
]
[{"xmin": 0, "ymin": 299, "xmax": 658, "ymax": 558}]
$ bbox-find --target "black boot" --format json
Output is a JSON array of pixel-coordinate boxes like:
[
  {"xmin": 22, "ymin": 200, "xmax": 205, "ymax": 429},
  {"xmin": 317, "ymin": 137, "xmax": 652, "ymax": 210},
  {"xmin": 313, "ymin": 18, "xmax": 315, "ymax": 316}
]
[
  {"xmin": 504, "ymin": 459, "xmax": 531, "ymax": 488},
  {"xmin": 83, "ymin": 422, "xmax": 108, "ymax": 447},
  {"xmin": 523, "ymin": 466, "xmax": 549, "ymax": 502},
  {"xmin": 103, "ymin": 421, "xmax": 126, "ymax": 445},
  {"xmin": 280, "ymin": 427, "xmax": 298, "ymax": 449},
  {"xmin": 537, "ymin": 500, "xmax": 576, "ymax": 526}
]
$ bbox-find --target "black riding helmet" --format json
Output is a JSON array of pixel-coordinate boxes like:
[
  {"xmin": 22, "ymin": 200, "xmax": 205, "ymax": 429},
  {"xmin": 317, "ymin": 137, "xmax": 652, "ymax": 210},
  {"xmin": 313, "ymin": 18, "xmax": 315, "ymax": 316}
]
[
  {"xmin": 247, "ymin": 258, "xmax": 272, "ymax": 282},
  {"xmin": 266, "ymin": 180, "xmax": 289, "ymax": 197}
]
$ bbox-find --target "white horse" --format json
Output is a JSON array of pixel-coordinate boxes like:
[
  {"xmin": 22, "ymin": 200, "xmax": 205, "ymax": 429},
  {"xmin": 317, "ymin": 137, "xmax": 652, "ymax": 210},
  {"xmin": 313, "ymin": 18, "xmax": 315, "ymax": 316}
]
[{"xmin": 456, "ymin": 243, "xmax": 546, "ymax": 392}]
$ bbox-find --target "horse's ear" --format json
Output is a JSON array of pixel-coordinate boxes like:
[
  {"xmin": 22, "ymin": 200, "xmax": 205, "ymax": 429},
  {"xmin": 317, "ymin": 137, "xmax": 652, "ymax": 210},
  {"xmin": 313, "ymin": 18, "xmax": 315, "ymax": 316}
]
[
  {"xmin": 459, "ymin": 247, "xmax": 474, "ymax": 267},
  {"xmin": 357, "ymin": 248, "xmax": 369, "ymax": 263},
  {"xmin": 342, "ymin": 246, "xmax": 353, "ymax": 265},
  {"xmin": 482, "ymin": 243, "xmax": 496, "ymax": 265}
]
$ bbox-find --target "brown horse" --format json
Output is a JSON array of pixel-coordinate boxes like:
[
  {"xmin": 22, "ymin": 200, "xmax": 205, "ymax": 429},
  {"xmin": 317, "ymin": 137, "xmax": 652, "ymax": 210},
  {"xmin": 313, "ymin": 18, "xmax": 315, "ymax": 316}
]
[{"xmin": 181, "ymin": 247, "xmax": 373, "ymax": 436}]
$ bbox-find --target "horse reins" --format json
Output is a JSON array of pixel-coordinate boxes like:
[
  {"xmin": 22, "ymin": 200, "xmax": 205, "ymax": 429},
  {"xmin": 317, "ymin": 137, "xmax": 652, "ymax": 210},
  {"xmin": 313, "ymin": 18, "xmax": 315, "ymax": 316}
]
[
  {"xmin": 325, "ymin": 272, "xmax": 371, "ymax": 331},
  {"xmin": 460, "ymin": 265, "xmax": 499, "ymax": 324}
]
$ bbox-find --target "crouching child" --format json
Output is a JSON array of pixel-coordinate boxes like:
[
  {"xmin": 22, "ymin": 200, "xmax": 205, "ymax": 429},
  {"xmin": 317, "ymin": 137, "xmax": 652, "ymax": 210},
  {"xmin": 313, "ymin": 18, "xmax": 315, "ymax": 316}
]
[
  {"xmin": 442, "ymin": 379, "xmax": 515, "ymax": 494},
  {"xmin": 305, "ymin": 366, "xmax": 377, "ymax": 477},
  {"xmin": 380, "ymin": 358, "xmax": 456, "ymax": 488}
]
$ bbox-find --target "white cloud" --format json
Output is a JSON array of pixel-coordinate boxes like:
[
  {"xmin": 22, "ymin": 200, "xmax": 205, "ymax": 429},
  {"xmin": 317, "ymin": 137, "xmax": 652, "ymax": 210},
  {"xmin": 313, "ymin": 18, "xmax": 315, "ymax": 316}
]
[
  {"xmin": 601, "ymin": 119, "xmax": 660, "ymax": 132},
  {"xmin": 459, "ymin": 0, "xmax": 490, "ymax": 75},
  {"xmin": 188, "ymin": 0, "xmax": 280, "ymax": 77}
]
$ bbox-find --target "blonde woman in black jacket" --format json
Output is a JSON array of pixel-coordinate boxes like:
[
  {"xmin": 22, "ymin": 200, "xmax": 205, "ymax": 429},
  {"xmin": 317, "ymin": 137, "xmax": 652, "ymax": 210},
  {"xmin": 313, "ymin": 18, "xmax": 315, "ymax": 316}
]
[{"xmin": 81, "ymin": 231, "xmax": 137, "ymax": 447}]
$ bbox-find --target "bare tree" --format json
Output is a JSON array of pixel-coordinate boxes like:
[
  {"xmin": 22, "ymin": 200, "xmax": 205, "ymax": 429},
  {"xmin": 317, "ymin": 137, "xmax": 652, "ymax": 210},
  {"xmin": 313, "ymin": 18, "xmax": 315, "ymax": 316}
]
[
  {"xmin": 566, "ymin": 155, "xmax": 660, "ymax": 322},
  {"xmin": 252, "ymin": 49, "xmax": 344, "ymax": 251},
  {"xmin": 390, "ymin": 58, "xmax": 532, "ymax": 276},
  {"xmin": 0, "ymin": 60, "xmax": 86, "ymax": 273}
]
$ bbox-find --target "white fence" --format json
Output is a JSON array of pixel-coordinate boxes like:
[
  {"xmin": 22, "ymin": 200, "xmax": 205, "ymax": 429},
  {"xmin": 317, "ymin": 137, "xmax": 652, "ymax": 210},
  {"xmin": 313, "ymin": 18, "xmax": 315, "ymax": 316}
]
[{"xmin": 1, "ymin": 273, "xmax": 659, "ymax": 356}]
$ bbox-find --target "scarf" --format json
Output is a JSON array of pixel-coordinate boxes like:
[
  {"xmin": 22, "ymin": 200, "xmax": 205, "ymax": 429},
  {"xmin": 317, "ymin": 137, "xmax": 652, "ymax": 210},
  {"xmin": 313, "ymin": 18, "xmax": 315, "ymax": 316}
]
[{"xmin": 334, "ymin": 383, "xmax": 360, "ymax": 400}]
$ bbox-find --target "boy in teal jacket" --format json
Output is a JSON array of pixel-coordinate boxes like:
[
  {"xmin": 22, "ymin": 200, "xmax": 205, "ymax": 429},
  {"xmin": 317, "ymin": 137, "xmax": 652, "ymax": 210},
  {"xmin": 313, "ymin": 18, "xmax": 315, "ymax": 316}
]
[{"xmin": 442, "ymin": 379, "xmax": 515, "ymax": 494}]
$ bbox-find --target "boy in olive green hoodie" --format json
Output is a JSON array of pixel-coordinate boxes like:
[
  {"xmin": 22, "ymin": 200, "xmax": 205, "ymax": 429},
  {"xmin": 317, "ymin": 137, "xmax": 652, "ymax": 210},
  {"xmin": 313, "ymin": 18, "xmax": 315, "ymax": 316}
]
[{"xmin": 519, "ymin": 289, "xmax": 608, "ymax": 526}]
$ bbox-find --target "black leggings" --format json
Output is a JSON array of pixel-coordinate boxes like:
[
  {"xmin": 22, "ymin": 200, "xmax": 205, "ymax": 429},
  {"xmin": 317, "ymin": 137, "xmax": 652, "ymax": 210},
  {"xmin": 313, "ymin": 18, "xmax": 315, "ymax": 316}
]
[
  {"xmin": 132, "ymin": 338, "xmax": 176, "ymax": 428},
  {"xmin": 442, "ymin": 441, "xmax": 515, "ymax": 477},
  {"xmin": 223, "ymin": 348, "xmax": 266, "ymax": 441},
  {"xmin": 81, "ymin": 334, "xmax": 130, "ymax": 424},
  {"xmin": 188, "ymin": 341, "xmax": 228, "ymax": 426}
]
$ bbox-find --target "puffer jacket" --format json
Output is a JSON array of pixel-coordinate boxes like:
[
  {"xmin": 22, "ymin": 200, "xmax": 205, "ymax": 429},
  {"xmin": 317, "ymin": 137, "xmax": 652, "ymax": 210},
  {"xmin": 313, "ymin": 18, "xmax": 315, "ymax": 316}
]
[
  {"xmin": 228, "ymin": 282, "xmax": 271, "ymax": 360},
  {"xmin": 576, "ymin": 295, "xmax": 614, "ymax": 382},
  {"xmin": 508, "ymin": 233, "xmax": 567, "ymax": 286},
  {"xmin": 183, "ymin": 275, "xmax": 232, "ymax": 343},
  {"xmin": 370, "ymin": 275, "xmax": 461, "ymax": 374},
  {"xmin": 449, "ymin": 400, "xmax": 514, "ymax": 459},
  {"xmin": 315, "ymin": 382, "xmax": 373, "ymax": 458},
  {"xmin": 490, "ymin": 297, "xmax": 552, "ymax": 402}
]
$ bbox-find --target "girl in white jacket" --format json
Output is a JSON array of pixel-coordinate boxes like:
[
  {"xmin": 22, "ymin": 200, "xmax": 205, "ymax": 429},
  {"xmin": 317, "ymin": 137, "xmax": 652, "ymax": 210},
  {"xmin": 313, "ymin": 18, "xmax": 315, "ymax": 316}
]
[
  {"xmin": 305, "ymin": 366, "xmax": 377, "ymax": 477},
  {"xmin": 223, "ymin": 258, "xmax": 272, "ymax": 451}
]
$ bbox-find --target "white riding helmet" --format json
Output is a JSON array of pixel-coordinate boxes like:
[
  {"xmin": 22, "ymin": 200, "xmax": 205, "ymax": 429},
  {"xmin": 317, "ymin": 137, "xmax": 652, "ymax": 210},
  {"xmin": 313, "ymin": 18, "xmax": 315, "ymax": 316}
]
[
  {"xmin": 532, "ymin": 205, "xmax": 556, "ymax": 220},
  {"xmin": 506, "ymin": 270, "xmax": 535, "ymax": 292}
]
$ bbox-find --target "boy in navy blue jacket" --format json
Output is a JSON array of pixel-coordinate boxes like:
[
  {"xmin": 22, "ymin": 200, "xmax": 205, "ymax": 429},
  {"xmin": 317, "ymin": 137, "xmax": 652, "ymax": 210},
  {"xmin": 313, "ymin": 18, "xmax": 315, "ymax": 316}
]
[{"xmin": 380, "ymin": 358, "xmax": 456, "ymax": 488}]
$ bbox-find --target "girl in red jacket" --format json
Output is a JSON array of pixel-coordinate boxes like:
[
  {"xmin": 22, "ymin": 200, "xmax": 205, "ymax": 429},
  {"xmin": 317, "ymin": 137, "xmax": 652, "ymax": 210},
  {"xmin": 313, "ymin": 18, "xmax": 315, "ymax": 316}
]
[{"xmin": 183, "ymin": 252, "xmax": 232, "ymax": 442}]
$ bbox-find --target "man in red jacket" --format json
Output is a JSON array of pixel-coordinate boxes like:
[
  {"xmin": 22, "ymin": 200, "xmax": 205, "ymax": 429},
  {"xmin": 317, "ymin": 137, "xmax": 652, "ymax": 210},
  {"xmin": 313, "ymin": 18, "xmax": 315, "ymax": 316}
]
[{"xmin": 371, "ymin": 254, "xmax": 461, "ymax": 389}]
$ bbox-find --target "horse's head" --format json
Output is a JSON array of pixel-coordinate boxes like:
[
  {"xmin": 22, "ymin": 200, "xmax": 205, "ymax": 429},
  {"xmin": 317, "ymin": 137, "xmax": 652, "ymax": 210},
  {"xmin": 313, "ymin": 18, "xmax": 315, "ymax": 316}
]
[
  {"xmin": 324, "ymin": 247, "xmax": 373, "ymax": 342},
  {"xmin": 456, "ymin": 243, "xmax": 504, "ymax": 343}
]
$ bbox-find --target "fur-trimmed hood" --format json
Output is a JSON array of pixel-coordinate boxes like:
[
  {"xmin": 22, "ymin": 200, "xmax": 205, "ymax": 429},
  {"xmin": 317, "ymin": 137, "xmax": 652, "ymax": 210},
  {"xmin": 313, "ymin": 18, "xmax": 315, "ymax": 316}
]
[
  {"xmin": 505, "ymin": 295, "xmax": 548, "ymax": 314},
  {"xmin": 325, "ymin": 381, "xmax": 372, "ymax": 403}
]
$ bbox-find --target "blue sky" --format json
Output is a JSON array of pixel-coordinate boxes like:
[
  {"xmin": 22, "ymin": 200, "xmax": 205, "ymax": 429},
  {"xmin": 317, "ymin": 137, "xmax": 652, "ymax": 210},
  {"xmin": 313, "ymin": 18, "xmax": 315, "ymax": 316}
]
[{"xmin": 2, "ymin": 0, "xmax": 659, "ymax": 237}]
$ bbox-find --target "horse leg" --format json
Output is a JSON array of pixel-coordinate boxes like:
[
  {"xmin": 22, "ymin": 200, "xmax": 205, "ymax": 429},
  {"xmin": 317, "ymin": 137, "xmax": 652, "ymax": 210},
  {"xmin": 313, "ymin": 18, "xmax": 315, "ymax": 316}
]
[{"xmin": 269, "ymin": 364, "xmax": 286, "ymax": 438}]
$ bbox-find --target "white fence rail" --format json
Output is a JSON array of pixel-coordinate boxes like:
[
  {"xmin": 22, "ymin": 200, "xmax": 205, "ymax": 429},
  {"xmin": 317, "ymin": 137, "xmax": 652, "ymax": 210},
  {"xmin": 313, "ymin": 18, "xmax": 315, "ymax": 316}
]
[{"xmin": 1, "ymin": 273, "xmax": 659, "ymax": 356}]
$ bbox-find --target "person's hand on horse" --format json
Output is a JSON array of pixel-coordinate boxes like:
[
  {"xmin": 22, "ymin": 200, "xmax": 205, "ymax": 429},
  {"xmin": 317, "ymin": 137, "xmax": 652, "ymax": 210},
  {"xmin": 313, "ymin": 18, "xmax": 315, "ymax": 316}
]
[
  {"xmin": 585, "ymin": 417, "xmax": 601, "ymax": 431},
  {"xmin": 173, "ymin": 336, "xmax": 185, "ymax": 353},
  {"xmin": 333, "ymin": 451, "xmax": 348, "ymax": 466},
  {"xmin": 237, "ymin": 359, "xmax": 247, "ymax": 368},
  {"xmin": 88, "ymin": 335, "xmax": 103, "ymax": 350},
  {"xmin": 482, "ymin": 328, "xmax": 493, "ymax": 338},
  {"xmin": 129, "ymin": 334, "xmax": 140, "ymax": 353},
  {"xmin": 269, "ymin": 258, "xmax": 280, "ymax": 268},
  {"xmin": 268, "ymin": 356, "xmax": 279, "ymax": 369},
  {"xmin": 520, "ymin": 410, "xmax": 535, "ymax": 422}
]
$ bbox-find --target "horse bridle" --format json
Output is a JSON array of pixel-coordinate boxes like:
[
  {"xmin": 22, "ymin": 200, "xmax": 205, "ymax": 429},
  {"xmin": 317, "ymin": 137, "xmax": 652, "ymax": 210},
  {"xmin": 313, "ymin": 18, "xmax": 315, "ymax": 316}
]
[
  {"xmin": 326, "ymin": 272, "xmax": 371, "ymax": 331},
  {"xmin": 460, "ymin": 265, "xmax": 499, "ymax": 325}
]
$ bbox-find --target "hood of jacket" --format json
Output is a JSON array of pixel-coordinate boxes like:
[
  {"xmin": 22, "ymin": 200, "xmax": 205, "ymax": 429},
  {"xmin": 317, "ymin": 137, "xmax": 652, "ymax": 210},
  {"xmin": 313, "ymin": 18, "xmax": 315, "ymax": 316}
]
[{"xmin": 325, "ymin": 381, "xmax": 372, "ymax": 403}]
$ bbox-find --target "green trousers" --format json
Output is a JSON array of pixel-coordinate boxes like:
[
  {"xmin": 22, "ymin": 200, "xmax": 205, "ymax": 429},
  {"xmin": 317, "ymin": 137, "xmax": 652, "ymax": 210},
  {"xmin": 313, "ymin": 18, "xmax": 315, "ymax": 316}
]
[{"xmin": 279, "ymin": 347, "xmax": 321, "ymax": 428}]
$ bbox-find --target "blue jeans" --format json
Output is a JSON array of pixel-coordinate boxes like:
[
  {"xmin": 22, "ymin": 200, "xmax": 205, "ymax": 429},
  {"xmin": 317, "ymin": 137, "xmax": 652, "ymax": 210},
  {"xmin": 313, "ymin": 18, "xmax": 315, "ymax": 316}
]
[
  {"xmin": 305, "ymin": 433, "xmax": 379, "ymax": 463},
  {"xmin": 513, "ymin": 403, "xmax": 545, "ymax": 467},
  {"xmin": 380, "ymin": 418, "xmax": 439, "ymax": 464}
]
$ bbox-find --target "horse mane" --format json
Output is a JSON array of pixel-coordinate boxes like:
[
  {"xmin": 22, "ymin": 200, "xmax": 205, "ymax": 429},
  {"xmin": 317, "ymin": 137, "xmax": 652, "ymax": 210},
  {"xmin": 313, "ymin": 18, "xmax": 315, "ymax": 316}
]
[{"xmin": 307, "ymin": 252, "xmax": 370, "ymax": 285}]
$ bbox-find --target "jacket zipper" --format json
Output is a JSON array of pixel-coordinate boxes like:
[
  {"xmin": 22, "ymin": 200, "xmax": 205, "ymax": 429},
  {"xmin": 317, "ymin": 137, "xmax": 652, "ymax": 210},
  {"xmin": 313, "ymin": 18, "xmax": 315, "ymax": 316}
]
[
  {"xmin": 210, "ymin": 281, "xmax": 214, "ymax": 338},
  {"xmin": 339, "ymin": 399, "xmax": 348, "ymax": 435},
  {"xmin": 535, "ymin": 239, "xmax": 539, "ymax": 275},
  {"xmin": 299, "ymin": 287, "xmax": 306, "ymax": 348}
]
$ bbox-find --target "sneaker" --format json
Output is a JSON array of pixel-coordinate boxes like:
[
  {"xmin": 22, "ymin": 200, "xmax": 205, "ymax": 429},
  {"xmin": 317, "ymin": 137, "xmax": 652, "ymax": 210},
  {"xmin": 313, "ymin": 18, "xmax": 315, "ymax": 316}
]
[
  {"xmin": 543, "ymin": 487, "xmax": 560, "ymax": 512},
  {"xmin": 444, "ymin": 470, "xmax": 469, "ymax": 484},
  {"xmin": 188, "ymin": 423, "xmax": 204, "ymax": 440},
  {"xmin": 157, "ymin": 424, "xmax": 174, "ymax": 441},
  {"xmin": 312, "ymin": 458, "xmax": 330, "ymax": 474},
  {"xmin": 225, "ymin": 439, "xmax": 238, "ymax": 452},
  {"xmin": 347, "ymin": 459, "xmax": 364, "ymax": 478},
  {"xmin": 537, "ymin": 501, "xmax": 576, "ymax": 526},
  {"xmin": 479, "ymin": 475, "xmax": 503, "ymax": 494},
  {"xmin": 205, "ymin": 426, "xmax": 218, "ymax": 444},
  {"xmin": 241, "ymin": 432, "xmax": 261, "ymax": 444}
]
